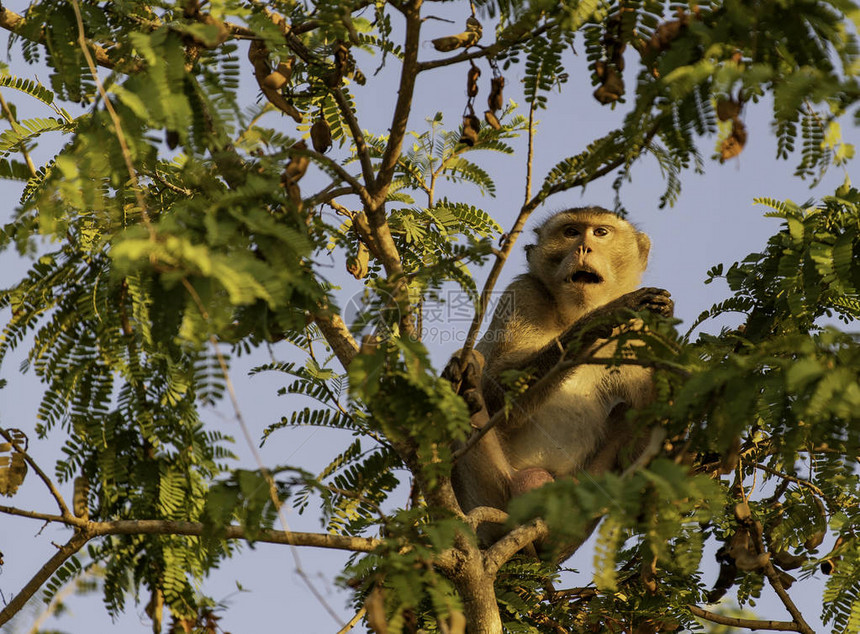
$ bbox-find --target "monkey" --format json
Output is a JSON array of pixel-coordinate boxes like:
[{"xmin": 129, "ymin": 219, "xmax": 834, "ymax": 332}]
[{"xmin": 444, "ymin": 206, "xmax": 673, "ymax": 540}]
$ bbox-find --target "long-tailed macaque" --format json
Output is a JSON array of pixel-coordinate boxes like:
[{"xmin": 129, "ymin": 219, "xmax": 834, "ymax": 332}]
[{"xmin": 446, "ymin": 206, "xmax": 673, "ymax": 527}]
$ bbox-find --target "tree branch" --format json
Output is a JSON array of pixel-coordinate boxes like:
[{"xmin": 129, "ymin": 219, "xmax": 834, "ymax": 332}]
[
  {"xmin": 0, "ymin": 428, "xmax": 71, "ymax": 518},
  {"xmin": 0, "ymin": 532, "xmax": 88, "ymax": 627},
  {"xmin": 483, "ymin": 518, "xmax": 548, "ymax": 576},
  {"xmin": 688, "ymin": 604, "xmax": 806, "ymax": 632},
  {"xmin": 465, "ymin": 506, "xmax": 509, "ymax": 530},
  {"xmin": 371, "ymin": 0, "xmax": 422, "ymax": 203},
  {"xmin": 331, "ymin": 87, "xmax": 376, "ymax": 191},
  {"xmin": 313, "ymin": 310, "xmax": 359, "ymax": 369}
]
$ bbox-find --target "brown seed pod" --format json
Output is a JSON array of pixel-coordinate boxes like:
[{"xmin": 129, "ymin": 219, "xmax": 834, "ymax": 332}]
[
  {"xmin": 484, "ymin": 110, "xmax": 501, "ymax": 130},
  {"xmin": 365, "ymin": 586, "xmax": 388, "ymax": 633},
  {"xmin": 311, "ymin": 118, "xmax": 333, "ymax": 154},
  {"xmin": 74, "ymin": 475, "xmax": 89, "ymax": 520},
  {"xmin": 432, "ymin": 16, "xmax": 483, "ymax": 52},
  {"xmin": 487, "ymin": 75, "xmax": 505, "ymax": 112},
  {"xmin": 728, "ymin": 527, "xmax": 771, "ymax": 571},
  {"xmin": 249, "ymin": 41, "xmax": 302, "ymax": 122},
  {"xmin": 821, "ymin": 535, "xmax": 846, "ymax": 575},
  {"xmin": 263, "ymin": 71, "xmax": 288, "ymax": 90},
  {"xmin": 593, "ymin": 66, "xmax": 625, "ymax": 104},
  {"xmin": 772, "ymin": 549, "xmax": 807, "ymax": 570},
  {"xmin": 467, "ymin": 65, "xmax": 481, "ymax": 98},
  {"xmin": 716, "ymin": 98, "xmax": 742, "ymax": 122},
  {"xmin": 283, "ymin": 141, "xmax": 310, "ymax": 183},
  {"xmin": 166, "ymin": 129, "xmax": 180, "ymax": 149},
  {"xmin": 277, "ymin": 58, "xmax": 295, "ymax": 83},
  {"xmin": 776, "ymin": 570, "xmax": 796, "ymax": 589},
  {"xmin": 641, "ymin": 554, "xmax": 658, "ymax": 594},
  {"xmin": 719, "ymin": 118, "xmax": 747, "ymax": 162},
  {"xmin": 719, "ymin": 436, "xmax": 741, "ymax": 474},
  {"xmin": 347, "ymin": 243, "xmax": 370, "ymax": 280},
  {"xmin": 649, "ymin": 19, "xmax": 684, "ymax": 53},
  {"xmin": 459, "ymin": 114, "xmax": 480, "ymax": 146},
  {"xmin": 734, "ymin": 501, "xmax": 752, "ymax": 522},
  {"xmin": 804, "ymin": 529, "xmax": 826, "ymax": 550}
]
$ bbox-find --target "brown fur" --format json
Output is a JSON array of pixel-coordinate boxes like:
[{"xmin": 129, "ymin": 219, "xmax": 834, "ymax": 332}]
[{"xmin": 447, "ymin": 207, "xmax": 673, "ymax": 545}]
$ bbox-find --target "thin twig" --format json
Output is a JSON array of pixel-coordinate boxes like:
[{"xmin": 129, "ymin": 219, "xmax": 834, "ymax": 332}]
[
  {"xmin": 337, "ymin": 606, "xmax": 367, "ymax": 634},
  {"xmin": 180, "ymin": 278, "xmax": 346, "ymax": 626},
  {"xmin": 688, "ymin": 604, "xmax": 805, "ymax": 632},
  {"xmin": 0, "ymin": 428, "xmax": 71, "ymax": 518},
  {"xmin": 69, "ymin": 0, "xmax": 152, "ymax": 230},
  {"xmin": 754, "ymin": 463, "xmax": 830, "ymax": 503},
  {"xmin": 0, "ymin": 90, "xmax": 37, "ymax": 177}
]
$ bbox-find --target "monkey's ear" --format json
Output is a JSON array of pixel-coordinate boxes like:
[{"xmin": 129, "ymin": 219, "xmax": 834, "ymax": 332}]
[
  {"xmin": 636, "ymin": 232, "xmax": 651, "ymax": 265},
  {"xmin": 525, "ymin": 243, "xmax": 535, "ymax": 262}
]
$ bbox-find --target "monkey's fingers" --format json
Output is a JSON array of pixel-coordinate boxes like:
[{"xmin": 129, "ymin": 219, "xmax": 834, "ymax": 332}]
[{"xmin": 462, "ymin": 388, "xmax": 486, "ymax": 416}]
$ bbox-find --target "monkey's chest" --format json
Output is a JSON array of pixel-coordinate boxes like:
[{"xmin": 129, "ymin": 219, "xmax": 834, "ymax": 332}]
[{"xmin": 501, "ymin": 365, "xmax": 648, "ymax": 477}]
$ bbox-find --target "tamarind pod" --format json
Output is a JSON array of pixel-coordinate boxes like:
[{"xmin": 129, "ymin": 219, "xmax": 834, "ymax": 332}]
[
  {"xmin": 488, "ymin": 76, "xmax": 504, "ymax": 111},
  {"xmin": 311, "ymin": 118, "xmax": 333, "ymax": 154},
  {"xmin": 467, "ymin": 65, "xmax": 481, "ymax": 97},
  {"xmin": 484, "ymin": 110, "xmax": 501, "ymax": 130}
]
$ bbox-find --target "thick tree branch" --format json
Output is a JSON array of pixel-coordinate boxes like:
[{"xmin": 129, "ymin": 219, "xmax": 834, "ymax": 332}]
[
  {"xmin": 483, "ymin": 518, "xmax": 548, "ymax": 576},
  {"xmin": 313, "ymin": 310, "xmax": 359, "ymax": 369},
  {"xmin": 465, "ymin": 506, "xmax": 509, "ymax": 530},
  {"xmin": 688, "ymin": 604, "xmax": 806, "ymax": 632}
]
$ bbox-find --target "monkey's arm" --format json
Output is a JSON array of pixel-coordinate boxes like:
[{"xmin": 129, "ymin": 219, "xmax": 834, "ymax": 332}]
[
  {"xmin": 484, "ymin": 287, "xmax": 673, "ymax": 424},
  {"xmin": 530, "ymin": 287, "xmax": 673, "ymax": 377}
]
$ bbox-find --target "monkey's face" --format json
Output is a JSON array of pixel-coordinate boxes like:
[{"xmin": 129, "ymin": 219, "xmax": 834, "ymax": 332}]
[{"xmin": 529, "ymin": 209, "xmax": 650, "ymax": 312}]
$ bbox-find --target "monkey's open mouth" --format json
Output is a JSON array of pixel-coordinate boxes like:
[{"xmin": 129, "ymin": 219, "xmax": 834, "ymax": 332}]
[{"xmin": 568, "ymin": 270, "xmax": 603, "ymax": 284}]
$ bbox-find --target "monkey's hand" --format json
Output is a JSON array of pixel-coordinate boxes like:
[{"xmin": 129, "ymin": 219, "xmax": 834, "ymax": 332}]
[
  {"xmin": 442, "ymin": 349, "xmax": 489, "ymax": 427},
  {"xmin": 557, "ymin": 288, "xmax": 673, "ymax": 353},
  {"xmin": 613, "ymin": 287, "xmax": 674, "ymax": 318}
]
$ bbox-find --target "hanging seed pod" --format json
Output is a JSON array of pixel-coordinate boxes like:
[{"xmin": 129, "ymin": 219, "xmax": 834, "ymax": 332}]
[
  {"xmin": 716, "ymin": 98, "xmax": 742, "ymax": 122},
  {"xmin": 165, "ymin": 129, "xmax": 180, "ymax": 149},
  {"xmin": 311, "ymin": 118, "xmax": 333, "ymax": 153},
  {"xmin": 459, "ymin": 113, "xmax": 480, "ymax": 146},
  {"xmin": 263, "ymin": 70, "xmax": 288, "ymax": 90},
  {"xmin": 487, "ymin": 75, "xmax": 505, "ymax": 112},
  {"xmin": 719, "ymin": 118, "xmax": 747, "ymax": 162},
  {"xmin": 821, "ymin": 536, "xmax": 845, "ymax": 575},
  {"xmin": 325, "ymin": 41, "xmax": 350, "ymax": 87},
  {"xmin": 776, "ymin": 570, "xmax": 796, "ymax": 589},
  {"xmin": 432, "ymin": 16, "xmax": 483, "ymax": 52},
  {"xmin": 73, "ymin": 475, "xmax": 89, "ymax": 520},
  {"xmin": 249, "ymin": 41, "xmax": 302, "ymax": 123},
  {"xmin": 277, "ymin": 58, "xmax": 295, "ymax": 83},
  {"xmin": 484, "ymin": 110, "xmax": 501, "ymax": 130},
  {"xmin": 593, "ymin": 66, "xmax": 625, "ymax": 104},
  {"xmin": 466, "ymin": 64, "xmax": 481, "ymax": 98},
  {"xmin": 283, "ymin": 141, "xmax": 310, "ymax": 183},
  {"xmin": 347, "ymin": 243, "xmax": 370, "ymax": 280},
  {"xmin": 772, "ymin": 549, "xmax": 807, "ymax": 570},
  {"xmin": 0, "ymin": 429, "xmax": 28, "ymax": 496},
  {"xmin": 641, "ymin": 554, "xmax": 658, "ymax": 594}
]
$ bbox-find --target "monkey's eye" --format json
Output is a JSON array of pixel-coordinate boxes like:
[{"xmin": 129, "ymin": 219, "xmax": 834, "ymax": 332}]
[
  {"xmin": 593, "ymin": 227, "xmax": 610, "ymax": 237},
  {"xmin": 563, "ymin": 226, "xmax": 580, "ymax": 237}
]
